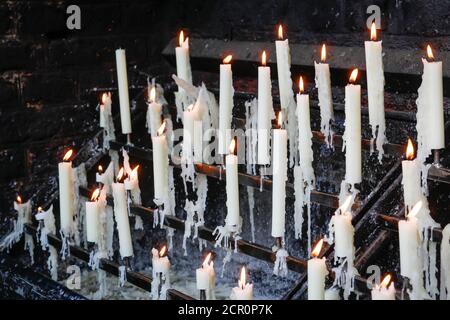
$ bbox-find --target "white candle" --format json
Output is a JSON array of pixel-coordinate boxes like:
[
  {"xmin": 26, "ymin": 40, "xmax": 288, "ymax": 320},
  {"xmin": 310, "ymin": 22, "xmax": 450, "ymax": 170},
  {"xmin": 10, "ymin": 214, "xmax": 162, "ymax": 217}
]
[
  {"xmin": 196, "ymin": 252, "xmax": 216, "ymax": 299},
  {"xmin": 275, "ymin": 26, "xmax": 293, "ymax": 112},
  {"xmin": 99, "ymin": 92, "xmax": 112, "ymax": 129},
  {"xmin": 440, "ymin": 224, "xmax": 450, "ymax": 300},
  {"xmin": 115, "ymin": 49, "xmax": 132, "ymax": 134},
  {"xmin": 343, "ymin": 69, "xmax": 362, "ymax": 185},
  {"xmin": 175, "ymin": 31, "xmax": 192, "ymax": 89},
  {"xmin": 14, "ymin": 196, "xmax": 31, "ymax": 225},
  {"xmin": 96, "ymin": 162, "xmax": 114, "ymax": 191},
  {"xmin": 225, "ymin": 139, "xmax": 240, "ymax": 229},
  {"xmin": 296, "ymin": 77, "xmax": 315, "ymax": 182},
  {"xmin": 308, "ymin": 239, "xmax": 329, "ymax": 300},
  {"xmin": 401, "ymin": 139, "xmax": 424, "ymax": 212},
  {"xmin": 152, "ymin": 122, "xmax": 169, "ymax": 201},
  {"xmin": 193, "ymin": 119, "xmax": 203, "ymax": 163},
  {"xmin": 333, "ymin": 196, "xmax": 354, "ymax": 258},
  {"xmin": 146, "ymin": 87, "xmax": 162, "ymax": 137},
  {"xmin": 112, "ymin": 168, "xmax": 133, "ymax": 258},
  {"xmin": 231, "ymin": 267, "xmax": 253, "ymax": 300},
  {"xmin": 183, "ymin": 104, "xmax": 198, "ymax": 162},
  {"xmin": 371, "ymin": 274, "xmax": 395, "ymax": 300},
  {"xmin": 314, "ymin": 44, "xmax": 334, "ymax": 145},
  {"xmin": 152, "ymin": 246, "xmax": 170, "ymax": 274},
  {"xmin": 86, "ymin": 188, "xmax": 101, "ymax": 244},
  {"xmin": 218, "ymin": 55, "xmax": 234, "ymax": 155},
  {"xmin": 124, "ymin": 165, "xmax": 140, "ymax": 194},
  {"xmin": 58, "ymin": 149, "xmax": 74, "ymax": 235},
  {"xmin": 364, "ymin": 23, "xmax": 386, "ymax": 158},
  {"xmin": 398, "ymin": 201, "xmax": 422, "ymax": 280},
  {"xmin": 271, "ymin": 112, "xmax": 287, "ymax": 238},
  {"xmin": 257, "ymin": 51, "xmax": 273, "ymax": 165}
]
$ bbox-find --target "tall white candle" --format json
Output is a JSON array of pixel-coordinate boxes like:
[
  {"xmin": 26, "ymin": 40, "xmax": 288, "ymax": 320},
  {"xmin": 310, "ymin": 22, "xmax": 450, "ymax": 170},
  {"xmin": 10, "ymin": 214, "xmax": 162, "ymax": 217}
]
[
  {"xmin": 152, "ymin": 122, "xmax": 169, "ymax": 201},
  {"xmin": 257, "ymin": 51, "xmax": 273, "ymax": 165},
  {"xmin": 218, "ymin": 55, "xmax": 234, "ymax": 155},
  {"xmin": 146, "ymin": 87, "xmax": 162, "ymax": 137},
  {"xmin": 416, "ymin": 45, "xmax": 445, "ymax": 162},
  {"xmin": 59, "ymin": 149, "xmax": 74, "ymax": 235},
  {"xmin": 401, "ymin": 139, "xmax": 424, "ymax": 212},
  {"xmin": 308, "ymin": 239, "xmax": 329, "ymax": 300},
  {"xmin": 398, "ymin": 201, "xmax": 422, "ymax": 281},
  {"xmin": 314, "ymin": 44, "xmax": 334, "ymax": 145},
  {"xmin": 343, "ymin": 69, "xmax": 362, "ymax": 185},
  {"xmin": 271, "ymin": 112, "xmax": 287, "ymax": 238},
  {"xmin": 86, "ymin": 188, "xmax": 101, "ymax": 244},
  {"xmin": 175, "ymin": 31, "xmax": 192, "ymax": 89},
  {"xmin": 333, "ymin": 196, "xmax": 354, "ymax": 259},
  {"xmin": 226, "ymin": 139, "xmax": 240, "ymax": 228},
  {"xmin": 371, "ymin": 274, "xmax": 395, "ymax": 300},
  {"xmin": 364, "ymin": 23, "xmax": 386, "ymax": 159},
  {"xmin": 196, "ymin": 252, "xmax": 216, "ymax": 299},
  {"xmin": 115, "ymin": 49, "xmax": 132, "ymax": 134},
  {"xmin": 231, "ymin": 267, "xmax": 253, "ymax": 300},
  {"xmin": 112, "ymin": 168, "xmax": 133, "ymax": 258}
]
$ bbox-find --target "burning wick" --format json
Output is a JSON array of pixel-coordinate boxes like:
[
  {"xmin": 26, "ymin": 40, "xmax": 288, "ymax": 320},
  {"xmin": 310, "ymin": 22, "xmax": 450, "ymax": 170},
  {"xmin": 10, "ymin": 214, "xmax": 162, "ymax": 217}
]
[
  {"xmin": 426, "ymin": 44, "xmax": 434, "ymax": 61},
  {"xmin": 179, "ymin": 30, "xmax": 184, "ymax": 46},
  {"xmin": 37, "ymin": 206, "xmax": 43, "ymax": 213},
  {"xmin": 311, "ymin": 239, "xmax": 324, "ymax": 258},
  {"xmin": 278, "ymin": 24, "xmax": 283, "ymax": 40},
  {"xmin": 370, "ymin": 22, "xmax": 377, "ymax": 41},
  {"xmin": 299, "ymin": 76, "xmax": 305, "ymax": 94},
  {"xmin": 62, "ymin": 149, "xmax": 73, "ymax": 162},
  {"xmin": 91, "ymin": 188, "xmax": 100, "ymax": 201},
  {"xmin": 159, "ymin": 246, "xmax": 167, "ymax": 257},
  {"xmin": 98, "ymin": 165, "xmax": 103, "ymax": 174},
  {"xmin": 321, "ymin": 44, "xmax": 327, "ymax": 63},
  {"xmin": 277, "ymin": 111, "xmax": 283, "ymax": 129},
  {"xmin": 405, "ymin": 138, "xmax": 415, "ymax": 160},
  {"xmin": 379, "ymin": 274, "xmax": 392, "ymax": 289},
  {"xmin": 16, "ymin": 195, "xmax": 22, "ymax": 204},
  {"xmin": 261, "ymin": 50, "xmax": 267, "ymax": 66},
  {"xmin": 101, "ymin": 92, "xmax": 110, "ymax": 105},
  {"xmin": 117, "ymin": 167, "xmax": 125, "ymax": 183},
  {"xmin": 349, "ymin": 68, "xmax": 358, "ymax": 83},
  {"xmin": 239, "ymin": 267, "xmax": 247, "ymax": 290},
  {"xmin": 223, "ymin": 55, "xmax": 232, "ymax": 64},
  {"xmin": 229, "ymin": 138, "xmax": 236, "ymax": 155},
  {"xmin": 149, "ymin": 86, "xmax": 156, "ymax": 103}
]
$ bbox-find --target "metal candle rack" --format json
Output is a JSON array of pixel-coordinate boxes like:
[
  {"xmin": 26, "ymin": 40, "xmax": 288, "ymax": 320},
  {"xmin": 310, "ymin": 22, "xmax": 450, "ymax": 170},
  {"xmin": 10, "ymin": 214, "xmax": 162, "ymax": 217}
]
[{"xmin": 15, "ymin": 36, "xmax": 450, "ymax": 300}]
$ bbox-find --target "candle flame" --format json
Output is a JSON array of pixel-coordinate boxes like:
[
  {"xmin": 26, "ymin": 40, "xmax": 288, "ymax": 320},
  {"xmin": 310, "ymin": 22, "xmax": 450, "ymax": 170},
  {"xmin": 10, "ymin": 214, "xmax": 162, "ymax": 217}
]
[
  {"xmin": 311, "ymin": 239, "xmax": 324, "ymax": 258},
  {"xmin": 299, "ymin": 76, "xmax": 304, "ymax": 93},
  {"xmin": 38, "ymin": 206, "xmax": 43, "ymax": 212},
  {"xmin": 63, "ymin": 149, "xmax": 73, "ymax": 162},
  {"xmin": 203, "ymin": 252, "xmax": 212, "ymax": 266},
  {"xmin": 278, "ymin": 24, "xmax": 283, "ymax": 40},
  {"xmin": 370, "ymin": 22, "xmax": 377, "ymax": 41},
  {"xmin": 117, "ymin": 167, "xmax": 124, "ymax": 181},
  {"xmin": 16, "ymin": 195, "xmax": 22, "ymax": 204},
  {"xmin": 157, "ymin": 121, "xmax": 166, "ymax": 136},
  {"xmin": 277, "ymin": 111, "xmax": 283, "ymax": 128},
  {"xmin": 239, "ymin": 266, "xmax": 247, "ymax": 288},
  {"xmin": 101, "ymin": 92, "xmax": 110, "ymax": 104},
  {"xmin": 150, "ymin": 87, "xmax": 156, "ymax": 102},
  {"xmin": 132, "ymin": 165, "xmax": 139, "ymax": 175},
  {"xmin": 223, "ymin": 55, "xmax": 232, "ymax": 64},
  {"xmin": 159, "ymin": 246, "xmax": 166, "ymax": 257},
  {"xmin": 229, "ymin": 138, "xmax": 236, "ymax": 155},
  {"xmin": 261, "ymin": 50, "xmax": 267, "ymax": 66},
  {"xmin": 427, "ymin": 45, "xmax": 434, "ymax": 60},
  {"xmin": 98, "ymin": 165, "xmax": 103, "ymax": 173},
  {"xmin": 349, "ymin": 68, "xmax": 358, "ymax": 83},
  {"xmin": 406, "ymin": 138, "xmax": 415, "ymax": 160},
  {"xmin": 380, "ymin": 274, "xmax": 392, "ymax": 288},
  {"xmin": 408, "ymin": 201, "xmax": 422, "ymax": 219},
  {"xmin": 91, "ymin": 188, "xmax": 100, "ymax": 201},
  {"xmin": 321, "ymin": 44, "xmax": 327, "ymax": 63},
  {"xmin": 339, "ymin": 196, "xmax": 353, "ymax": 214},
  {"xmin": 179, "ymin": 30, "xmax": 184, "ymax": 47}
]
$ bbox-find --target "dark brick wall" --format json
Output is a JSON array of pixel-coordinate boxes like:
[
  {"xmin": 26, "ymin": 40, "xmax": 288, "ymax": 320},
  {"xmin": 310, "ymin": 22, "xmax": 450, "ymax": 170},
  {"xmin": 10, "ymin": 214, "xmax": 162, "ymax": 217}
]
[{"xmin": 0, "ymin": 0, "xmax": 448, "ymax": 183}]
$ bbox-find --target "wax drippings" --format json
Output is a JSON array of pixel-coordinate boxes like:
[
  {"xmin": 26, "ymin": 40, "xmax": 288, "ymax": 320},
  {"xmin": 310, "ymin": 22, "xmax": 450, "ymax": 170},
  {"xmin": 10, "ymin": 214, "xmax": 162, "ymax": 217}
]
[
  {"xmin": 314, "ymin": 61, "xmax": 335, "ymax": 149},
  {"xmin": 0, "ymin": 200, "xmax": 32, "ymax": 252},
  {"xmin": 440, "ymin": 224, "xmax": 450, "ymax": 300},
  {"xmin": 247, "ymin": 187, "xmax": 256, "ymax": 243},
  {"xmin": 48, "ymin": 246, "xmax": 58, "ymax": 281},
  {"xmin": 273, "ymin": 248, "xmax": 289, "ymax": 276},
  {"xmin": 245, "ymin": 98, "xmax": 258, "ymax": 175},
  {"xmin": 293, "ymin": 166, "xmax": 304, "ymax": 239},
  {"xmin": 73, "ymin": 163, "xmax": 87, "ymax": 247},
  {"xmin": 118, "ymin": 266, "xmax": 127, "ymax": 287},
  {"xmin": 182, "ymin": 200, "xmax": 195, "ymax": 256},
  {"xmin": 100, "ymin": 96, "xmax": 115, "ymax": 150}
]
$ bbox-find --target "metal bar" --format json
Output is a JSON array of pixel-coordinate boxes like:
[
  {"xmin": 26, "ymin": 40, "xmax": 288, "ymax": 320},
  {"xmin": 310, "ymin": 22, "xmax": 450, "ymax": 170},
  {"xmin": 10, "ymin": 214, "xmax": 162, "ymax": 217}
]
[
  {"xmin": 377, "ymin": 214, "xmax": 443, "ymax": 242},
  {"xmin": 428, "ymin": 165, "xmax": 450, "ymax": 185}
]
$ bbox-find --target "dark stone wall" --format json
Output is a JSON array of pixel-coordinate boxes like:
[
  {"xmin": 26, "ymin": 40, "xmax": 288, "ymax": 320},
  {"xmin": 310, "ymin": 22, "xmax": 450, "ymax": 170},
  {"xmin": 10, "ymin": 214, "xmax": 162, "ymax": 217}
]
[{"xmin": 0, "ymin": 0, "xmax": 448, "ymax": 183}]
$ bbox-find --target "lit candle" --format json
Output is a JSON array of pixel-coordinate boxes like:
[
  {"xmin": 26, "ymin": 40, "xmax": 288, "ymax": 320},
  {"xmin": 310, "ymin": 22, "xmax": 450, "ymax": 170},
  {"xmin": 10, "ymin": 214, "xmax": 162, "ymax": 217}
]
[
  {"xmin": 115, "ymin": 49, "xmax": 132, "ymax": 134},
  {"xmin": 218, "ymin": 55, "xmax": 234, "ymax": 155},
  {"xmin": 86, "ymin": 188, "xmax": 101, "ymax": 244},
  {"xmin": 257, "ymin": 50, "xmax": 273, "ymax": 165},
  {"xmin": 231, "ymin": 267, "xmax": 253, "ymax": 300},
  {"xmin": 96, "ymin": 162, "xmax": 114, "ymax": 192},
  {"xmin": 296, "ymin": 77, "xmax": 315, "ymax": 183},
  {"xmin": 314, "ymin": 44, "xmax": 334, "ymax": 146},
  {"xmin": 124, "ymin": 165, "xmax": 141, "ymax": 204},
  {"xmin": 146, "ymin": 87, "xmax": 162, "ymax": 137},
  {"xmin": 275, "ymin": 25, "xmax": 292, "ymax": 112},
  {"xmin": 343, "ymin": 69, "xmax": 362, "ymax": 185},
  {"xmin": 111, "ymin": 168, "xmax": 133, "ymax": 258},
  {"xmin": 401, "ymin": 139, "xmax": 424, "ymax": 212},
  {"xmin": 271, "ymin": 112, "xmax": 287, "ymax": 238},
  {"xmin": 14, "ymin": 195, "xmax": 32, "ymax": 226},
  {"xmin": 333, "ymin": 196, "xmax": 355, "ymax": 259},
  {"xmin": 308, "ymin": 239, "xmax": 329, "ymax": 300},
  {"xmin": 99, "ymin": 92, "xmax": 112, "ymax": 129},
  {"xmin": 151, "ymin": 246, "xmax": 171, "ymax": 300},
  {"xmin": 398, "ymin": 201, "xmax": 422, "ymax": 281},
  {"xmin": 152, "ymin": 122, "xmax": 169, "ymax": 201},
  {"xmin": 226, "ymin": 139, "xmax": 240, "ymax": 229},
  {"xmin": 152, "ymin": 246, "xmax": 171, "ymax": 274},
  {"xmin": 416, "ymin": 45, "xmax": 444, "ymax": 162},
  {"xmin": 176, "ymin": 30, "xmax": 192, "ymax": 89},
  {"xmin": 371, "ymin": 274, "xmax": 395, "ymax": 300},
  {"xmin": 196, "ymin": 252, "xmax": 216, "ymax": 300},
  {"xmin": 59, "ymin": 149, "xmax": 74, "ymax": 236},
  {"xmin": 364, "ymin": 23, "xmax": 386, "ymax": 160}
]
